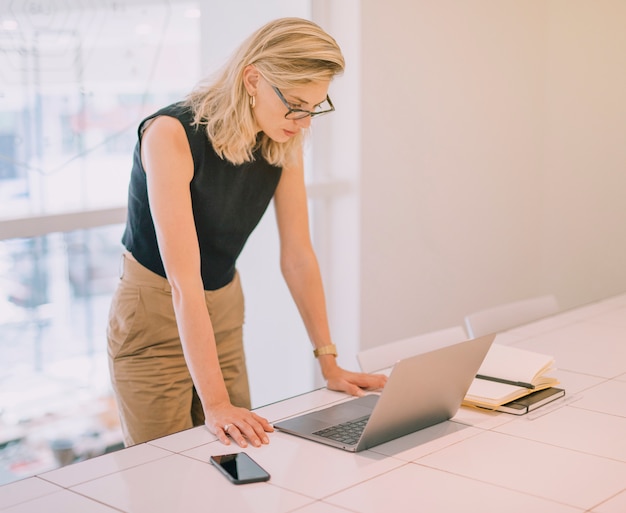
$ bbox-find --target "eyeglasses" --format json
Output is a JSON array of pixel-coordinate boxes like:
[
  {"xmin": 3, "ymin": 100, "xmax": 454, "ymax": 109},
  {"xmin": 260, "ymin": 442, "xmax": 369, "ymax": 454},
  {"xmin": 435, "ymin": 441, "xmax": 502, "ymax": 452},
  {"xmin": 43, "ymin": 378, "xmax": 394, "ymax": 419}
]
[{"xmin": 271, "ymin": 86, "xmax": 335, "ymax": 120}]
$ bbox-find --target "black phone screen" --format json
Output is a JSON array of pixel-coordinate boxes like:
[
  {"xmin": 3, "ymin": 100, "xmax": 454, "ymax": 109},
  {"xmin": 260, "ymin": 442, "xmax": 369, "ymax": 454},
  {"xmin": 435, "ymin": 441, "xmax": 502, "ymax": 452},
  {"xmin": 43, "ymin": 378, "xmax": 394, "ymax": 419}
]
[{"xmin": 210, "ymin": 452, "xmax": 270, "ymax": 484}]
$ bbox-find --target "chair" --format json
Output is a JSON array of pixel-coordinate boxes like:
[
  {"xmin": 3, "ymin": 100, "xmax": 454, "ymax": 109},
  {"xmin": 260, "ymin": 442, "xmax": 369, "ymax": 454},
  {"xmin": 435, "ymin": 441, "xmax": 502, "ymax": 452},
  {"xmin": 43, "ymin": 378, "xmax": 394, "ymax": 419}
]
[
  {"xmin": 357, "ymin": 326, "xmax": 468, "ymax": 373},
  {"xmin": 463, "ymin": 295, "xmax": 559, "ymax": 338}
]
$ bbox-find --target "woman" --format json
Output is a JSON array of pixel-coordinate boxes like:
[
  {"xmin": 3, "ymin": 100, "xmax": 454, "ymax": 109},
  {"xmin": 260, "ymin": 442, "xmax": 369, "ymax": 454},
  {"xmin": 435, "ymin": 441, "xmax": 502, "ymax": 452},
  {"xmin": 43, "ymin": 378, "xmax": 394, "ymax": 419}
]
[{"xmin": 107, "ymin": 17, "xmax": 386, "ymax": 449}]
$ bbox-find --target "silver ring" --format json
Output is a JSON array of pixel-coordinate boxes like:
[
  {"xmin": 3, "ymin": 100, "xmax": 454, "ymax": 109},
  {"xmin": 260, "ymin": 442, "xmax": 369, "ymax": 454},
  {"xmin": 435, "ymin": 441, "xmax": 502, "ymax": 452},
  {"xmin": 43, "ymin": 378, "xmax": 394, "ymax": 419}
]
[{"xmin": 223, "ymin": 424, "xmax": 232, "ymax": 432}]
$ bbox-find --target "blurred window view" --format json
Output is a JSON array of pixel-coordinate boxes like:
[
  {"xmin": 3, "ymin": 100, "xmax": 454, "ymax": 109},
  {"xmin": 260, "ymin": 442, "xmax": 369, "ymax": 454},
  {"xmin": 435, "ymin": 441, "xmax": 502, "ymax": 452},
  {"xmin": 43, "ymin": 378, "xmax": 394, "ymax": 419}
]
[
  {"xmin": 0, "ymin": 0, "xmax": 200, "ymax": 218},
  {"xmin": 0, "ymin": 0, "xmax": 202, "ymax": 484}
]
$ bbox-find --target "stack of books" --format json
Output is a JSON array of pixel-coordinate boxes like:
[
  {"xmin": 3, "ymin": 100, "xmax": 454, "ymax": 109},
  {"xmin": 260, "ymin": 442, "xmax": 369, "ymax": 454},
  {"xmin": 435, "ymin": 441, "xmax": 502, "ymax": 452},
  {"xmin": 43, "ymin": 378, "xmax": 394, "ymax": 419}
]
[{"xmin": 463, "ymin": 344, "xmax": 565, "ymax": 415}]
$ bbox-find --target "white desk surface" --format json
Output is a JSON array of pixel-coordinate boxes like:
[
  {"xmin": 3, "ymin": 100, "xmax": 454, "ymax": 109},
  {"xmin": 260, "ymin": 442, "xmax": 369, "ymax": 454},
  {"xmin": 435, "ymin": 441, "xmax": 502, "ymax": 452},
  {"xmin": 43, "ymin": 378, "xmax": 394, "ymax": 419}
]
[{"xmin": 2, "ymin": 293, "xmax": 626, "ymax": 513}]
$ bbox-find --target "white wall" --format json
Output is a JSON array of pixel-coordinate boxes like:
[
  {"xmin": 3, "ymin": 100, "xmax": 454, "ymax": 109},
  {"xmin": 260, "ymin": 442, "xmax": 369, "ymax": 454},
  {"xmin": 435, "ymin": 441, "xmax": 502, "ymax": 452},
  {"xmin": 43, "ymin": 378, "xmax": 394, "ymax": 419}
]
[
  {"xmin": 541, "ymin": 1, "xmax": 626, "ymax": 305},
  {"xmin": 357, "ymin": 0, "xmax": 626, "ymax": 349},
  {"xmin": 310, "ymin": 0, "xmax": 363, "ymax": 374},
  {"xmin": 197, "ymin": 0, "xmax": 626, "ymax": 405}
]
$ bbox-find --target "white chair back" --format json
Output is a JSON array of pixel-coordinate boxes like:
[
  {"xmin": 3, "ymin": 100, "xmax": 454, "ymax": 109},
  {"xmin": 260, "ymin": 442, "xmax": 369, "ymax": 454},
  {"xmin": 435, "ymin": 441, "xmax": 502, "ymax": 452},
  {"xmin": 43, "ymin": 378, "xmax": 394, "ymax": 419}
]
[
  {"xmin": 357, "ymin": 326, "xmax": 468, "ymax": 373},
  {"xmin": 464, "ymin": 295, "xmax": 559, "ymax": 338}
]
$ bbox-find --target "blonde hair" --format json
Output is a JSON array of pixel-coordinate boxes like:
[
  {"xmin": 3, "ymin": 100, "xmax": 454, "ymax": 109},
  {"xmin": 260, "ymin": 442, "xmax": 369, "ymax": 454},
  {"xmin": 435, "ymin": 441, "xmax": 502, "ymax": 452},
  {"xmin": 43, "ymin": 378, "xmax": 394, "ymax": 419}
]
[{"xmin": 184, "ymin": 17, "xmax": 345, "ymax": 167}]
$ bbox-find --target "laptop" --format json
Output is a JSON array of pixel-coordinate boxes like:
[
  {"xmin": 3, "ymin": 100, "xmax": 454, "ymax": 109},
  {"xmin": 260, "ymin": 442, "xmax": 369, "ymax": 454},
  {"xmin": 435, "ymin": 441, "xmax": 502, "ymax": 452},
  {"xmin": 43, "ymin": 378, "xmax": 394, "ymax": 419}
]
[{"xmin": 274, "ymin": 333, "xmax": 495, "ymax": 452}]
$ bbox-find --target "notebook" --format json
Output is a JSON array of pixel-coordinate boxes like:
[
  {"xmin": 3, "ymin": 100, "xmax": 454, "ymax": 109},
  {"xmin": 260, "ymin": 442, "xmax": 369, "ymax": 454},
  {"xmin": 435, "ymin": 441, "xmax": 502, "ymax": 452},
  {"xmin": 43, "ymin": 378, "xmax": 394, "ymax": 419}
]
[{"xmin": 274, "ymin": 333, "xmax": 495, "ymax": 452}]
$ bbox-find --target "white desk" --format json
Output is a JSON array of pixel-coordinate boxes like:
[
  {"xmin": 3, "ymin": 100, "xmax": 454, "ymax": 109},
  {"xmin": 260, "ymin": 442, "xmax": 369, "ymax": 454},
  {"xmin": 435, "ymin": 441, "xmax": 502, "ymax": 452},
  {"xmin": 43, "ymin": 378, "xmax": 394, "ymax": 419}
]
[{"xmin": 2, "ymin": 293, "xmax": 626, "ymax": 513}]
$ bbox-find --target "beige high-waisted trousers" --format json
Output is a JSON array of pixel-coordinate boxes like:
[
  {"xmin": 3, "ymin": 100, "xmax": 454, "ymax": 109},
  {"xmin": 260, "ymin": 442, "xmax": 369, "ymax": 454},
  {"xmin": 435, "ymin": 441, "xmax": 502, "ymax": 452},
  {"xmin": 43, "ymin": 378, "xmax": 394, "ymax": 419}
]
[{"xmin": 107, "ymin": 253, "xmax": 250, "ymax": 446}]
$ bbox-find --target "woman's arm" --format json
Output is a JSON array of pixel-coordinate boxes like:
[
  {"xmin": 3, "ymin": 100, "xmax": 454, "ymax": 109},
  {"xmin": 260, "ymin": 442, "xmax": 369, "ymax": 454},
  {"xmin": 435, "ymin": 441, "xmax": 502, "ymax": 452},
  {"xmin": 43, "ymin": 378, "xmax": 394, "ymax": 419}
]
[
  {"xmin": 140, "ymin": 116, "xmax": 272, "ymax": 447},
  {"xmin": 273, "ymin": 150, "xmax": 387, "ymax": 394}
]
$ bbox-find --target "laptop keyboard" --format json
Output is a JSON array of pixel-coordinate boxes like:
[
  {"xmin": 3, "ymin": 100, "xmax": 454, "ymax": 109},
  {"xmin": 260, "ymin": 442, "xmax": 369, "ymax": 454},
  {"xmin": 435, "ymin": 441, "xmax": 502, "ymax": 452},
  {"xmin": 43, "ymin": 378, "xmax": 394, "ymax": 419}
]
[{"xmin": 313, "ymin": 415, "xmax": 370, "ymax": 446}]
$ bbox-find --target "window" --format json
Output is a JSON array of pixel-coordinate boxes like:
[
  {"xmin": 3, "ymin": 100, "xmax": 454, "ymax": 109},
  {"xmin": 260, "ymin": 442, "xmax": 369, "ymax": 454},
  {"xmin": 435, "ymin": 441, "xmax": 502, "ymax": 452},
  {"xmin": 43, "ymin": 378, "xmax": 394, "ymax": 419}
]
[
  {"xmin": 0, "ymin": 1, "xmax": 200, "ymax": 218},
  {"xmin": 0, "ymin": 0, "xmax": 202, "ymax": 483}
]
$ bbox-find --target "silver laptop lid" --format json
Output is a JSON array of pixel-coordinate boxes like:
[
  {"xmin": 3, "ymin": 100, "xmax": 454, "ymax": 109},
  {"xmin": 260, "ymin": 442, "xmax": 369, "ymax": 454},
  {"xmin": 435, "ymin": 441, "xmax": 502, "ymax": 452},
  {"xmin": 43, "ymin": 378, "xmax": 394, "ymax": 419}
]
[{"xmin": 355, "ymin": 332, "xmax": 495, "ymax": 450}]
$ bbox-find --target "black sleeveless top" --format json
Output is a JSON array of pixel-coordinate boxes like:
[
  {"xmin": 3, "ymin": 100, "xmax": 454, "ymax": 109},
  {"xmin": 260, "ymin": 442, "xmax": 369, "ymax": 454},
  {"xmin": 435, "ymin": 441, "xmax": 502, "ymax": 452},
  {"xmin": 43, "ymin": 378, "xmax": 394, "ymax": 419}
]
[{"xmin": 122, "ymin": 102, "xmax": 282, "ymax": 290}]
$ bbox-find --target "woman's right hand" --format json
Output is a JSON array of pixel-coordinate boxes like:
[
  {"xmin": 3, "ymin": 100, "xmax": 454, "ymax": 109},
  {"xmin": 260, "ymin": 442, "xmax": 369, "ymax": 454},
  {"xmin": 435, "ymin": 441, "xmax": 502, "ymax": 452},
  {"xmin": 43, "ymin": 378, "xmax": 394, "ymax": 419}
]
[{"xmin": 205, "ymin": 402, "xmax": 274, "ymax": 448}]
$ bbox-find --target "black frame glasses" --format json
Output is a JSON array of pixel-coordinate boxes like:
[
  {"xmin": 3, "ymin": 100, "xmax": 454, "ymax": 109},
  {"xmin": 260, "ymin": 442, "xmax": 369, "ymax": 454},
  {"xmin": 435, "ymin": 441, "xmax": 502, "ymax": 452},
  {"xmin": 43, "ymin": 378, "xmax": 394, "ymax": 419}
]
[{"xmin": 271, "ymin": 86, "xmax": 335, "ymax": 120}]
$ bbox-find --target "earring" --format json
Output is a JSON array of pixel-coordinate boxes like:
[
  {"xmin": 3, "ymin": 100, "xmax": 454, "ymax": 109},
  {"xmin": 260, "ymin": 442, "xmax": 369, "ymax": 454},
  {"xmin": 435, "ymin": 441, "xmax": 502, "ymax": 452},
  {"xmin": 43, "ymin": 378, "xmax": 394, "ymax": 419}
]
[{"xmin": 249, "ymin": 95, "xmax": 256, "ymax": 108}]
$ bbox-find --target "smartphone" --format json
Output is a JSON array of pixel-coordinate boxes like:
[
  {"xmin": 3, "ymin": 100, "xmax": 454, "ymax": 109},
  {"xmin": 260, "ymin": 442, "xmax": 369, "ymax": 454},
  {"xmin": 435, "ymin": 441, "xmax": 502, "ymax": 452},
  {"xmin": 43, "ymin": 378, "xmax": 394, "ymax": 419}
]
[{"xmin": 210, "ymin": 452, "xmax": 270, "ymax": 484}]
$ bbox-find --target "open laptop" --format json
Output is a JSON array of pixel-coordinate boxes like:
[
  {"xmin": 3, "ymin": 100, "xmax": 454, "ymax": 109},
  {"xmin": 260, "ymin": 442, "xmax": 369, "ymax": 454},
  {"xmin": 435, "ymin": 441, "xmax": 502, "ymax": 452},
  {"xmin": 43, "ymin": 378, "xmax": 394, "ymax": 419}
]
[{"xmin": 274, "ymin": 333, "xmax": 495, "ymax": 452}]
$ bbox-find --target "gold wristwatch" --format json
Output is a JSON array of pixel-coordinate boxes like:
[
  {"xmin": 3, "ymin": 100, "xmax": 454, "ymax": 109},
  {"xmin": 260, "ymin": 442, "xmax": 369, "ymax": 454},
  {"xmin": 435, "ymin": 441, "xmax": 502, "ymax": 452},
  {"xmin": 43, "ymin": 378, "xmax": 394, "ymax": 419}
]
[{"xmin": 313, "ymin": 344, "xmax": 338, "ymax": 358}]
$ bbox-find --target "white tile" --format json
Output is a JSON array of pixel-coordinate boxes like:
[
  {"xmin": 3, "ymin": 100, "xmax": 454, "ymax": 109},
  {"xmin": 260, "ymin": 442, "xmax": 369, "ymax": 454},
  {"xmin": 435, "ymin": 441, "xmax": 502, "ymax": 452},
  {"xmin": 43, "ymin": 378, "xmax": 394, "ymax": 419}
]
[
  {"xmin": 0, "ymin": 477, "xmax": 61, "ymax": 510},
  {"xmin": 255, "ymin": 389, "xmax": 350, "ymax": 423},
  {"xmin": 72, "ymin": 453, "xmax": 312, "ymax": 513},
  {"xmin": 368, "ymin": 420, "xmax": 483, "ymax": 461},
  {"xmin": 495, "ymin": 403, "xmax": 626, "ymax": 461},
  {"xmin": 2, "ymin": 489, "xmax": 117, "ymax": 513},
  {"xmin": 514, "ymin": 321, "xmax": 626, "ymax": 378},
  {"xmin": 570, "ymin": 379, "xmax": 626, "ymax": 417},
  {"xmin": 592, "ymin": 488, "xmax": 626, "ymax": 513},
  {"xmin": 552, "ymin": 369, "xmax": 605, "ymax": 395},
  {"xmin": 181, "ymin": 433, "xmax": 404, "ymax": 500},
  {"xmin": 326, "ymin": 463, "xmax": 581, "ymax": 513},
  {"xmin": 147, "ymin": 425, "xmax": 216, "ymax": 453},
  {"xmin": 289, "ymin": 501, "xmax": 355, "ymax": 513},
  {"xmin": 417, "ymin": 430, "xmax": 626, "ymax": 510},
  {"xmin": 40, "ymin": 442, "xmax": 171, "ymax": 488},
  {"xmin": 587, "ymin": 306, "xmax": 626, "ymax": 329}
]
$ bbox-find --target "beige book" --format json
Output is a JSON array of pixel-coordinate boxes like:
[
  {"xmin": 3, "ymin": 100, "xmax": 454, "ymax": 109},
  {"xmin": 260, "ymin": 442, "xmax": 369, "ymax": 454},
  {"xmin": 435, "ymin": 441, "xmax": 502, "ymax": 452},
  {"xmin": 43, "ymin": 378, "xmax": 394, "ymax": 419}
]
[{"xmin": 463, "ymin": 344, "xmax": 559, "ymax": 409}]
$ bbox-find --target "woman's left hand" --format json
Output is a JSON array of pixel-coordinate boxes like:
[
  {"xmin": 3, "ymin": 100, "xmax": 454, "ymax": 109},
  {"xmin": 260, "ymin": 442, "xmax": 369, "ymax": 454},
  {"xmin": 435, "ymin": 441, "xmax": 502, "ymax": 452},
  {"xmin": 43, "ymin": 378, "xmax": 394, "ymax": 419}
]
[{"xmin": 324, "ymin": 367, "xmax": 387, "ymax": 397}]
